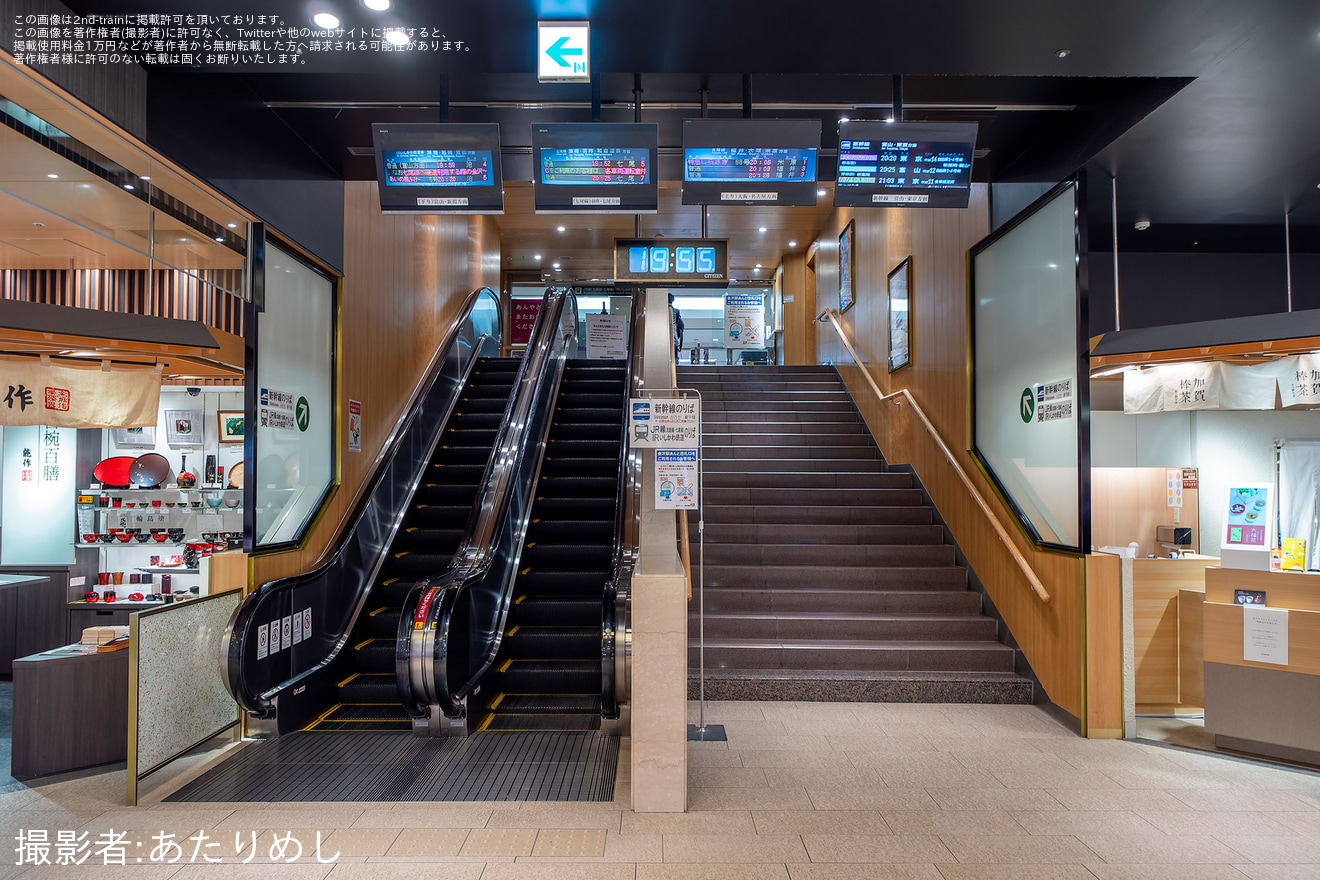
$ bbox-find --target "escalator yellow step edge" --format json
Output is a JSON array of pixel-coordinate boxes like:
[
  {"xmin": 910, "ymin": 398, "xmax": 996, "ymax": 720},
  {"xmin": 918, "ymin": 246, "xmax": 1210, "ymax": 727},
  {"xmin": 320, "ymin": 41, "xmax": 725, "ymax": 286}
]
[
  {"xmin": 354, "ymin": 637, "xmax": 376, "ymax": 650},
  {"xmin": 382, "ymin": 578, "xmax": 399, "ymax": 585},
  {"xmin": 337, "ymin": 672, "xmax": 359, "ymax": 687},
  {"xmin": 368, "ymin": 607, "xmax": 387, "ymax": 617},
  {"xmin": 303, "ymin": 703, "xmax": 341, "ymax": 730},
  {"xmin": 508, "ymin": 626, "xmax": 520, "ymax": 635},
  {"xmin": 489, "ymin": 694, "xmax": 505, "ymax": 710},
  {"xmin": 499, "ymin": 658, "xmax": 513, "ymax": 672}
]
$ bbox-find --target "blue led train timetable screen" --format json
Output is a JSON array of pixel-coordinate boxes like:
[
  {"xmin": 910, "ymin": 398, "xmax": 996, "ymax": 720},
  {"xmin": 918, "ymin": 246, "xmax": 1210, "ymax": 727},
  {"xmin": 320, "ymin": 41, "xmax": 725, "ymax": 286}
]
[
  {"xmin": 834, "ymin": 120, "xmax": 978, "ymax": 208},
  {"xmin": 540, "ymin": 147, "xmax": 651, "ymax": 185},
  {"xmin": 684, "ymin": 147, "xmax": 817, "ymax": 182},
  {"xmin": 382, "ymin": 150, "xmax": 494, "ymax": 186}
]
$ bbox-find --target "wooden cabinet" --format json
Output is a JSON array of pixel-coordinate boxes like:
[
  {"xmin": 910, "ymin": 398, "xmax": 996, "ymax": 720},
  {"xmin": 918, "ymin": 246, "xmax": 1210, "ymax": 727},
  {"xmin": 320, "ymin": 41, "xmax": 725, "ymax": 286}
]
[{"xmin": 0, "ymin": 576, "xmax": 65, "ymax": 675}]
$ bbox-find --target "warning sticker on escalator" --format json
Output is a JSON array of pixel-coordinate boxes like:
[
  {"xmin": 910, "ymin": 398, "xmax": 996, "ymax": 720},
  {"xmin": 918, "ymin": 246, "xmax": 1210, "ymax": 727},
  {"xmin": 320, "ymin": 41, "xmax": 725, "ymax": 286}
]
[{"xmin": 256, "ymin": 623, "xmax": 268, "ymax": 659}]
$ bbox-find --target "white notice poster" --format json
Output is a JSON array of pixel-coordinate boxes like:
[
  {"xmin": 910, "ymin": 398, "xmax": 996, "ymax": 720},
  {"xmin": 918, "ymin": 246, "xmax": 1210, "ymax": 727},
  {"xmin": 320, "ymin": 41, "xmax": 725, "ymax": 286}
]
[
  {"xmin": 585, "ymin": 313, "xmax": 628, "ymax": 359},
  {"xmin": 655, "ymin": 449, "xmax": 698, "ymax": 510},
  {"xmin": 1243, "ymin": 605, "xmax": 1288, "ymax": 665},
  {"xmin": 723, "ymin": 293, "xmax": 764, "ymax": 349}
]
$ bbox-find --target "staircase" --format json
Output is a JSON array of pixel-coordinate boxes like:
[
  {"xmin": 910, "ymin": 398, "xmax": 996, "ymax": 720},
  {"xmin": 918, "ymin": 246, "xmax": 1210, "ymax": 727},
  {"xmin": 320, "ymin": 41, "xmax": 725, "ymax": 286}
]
[
  {"xmin": 308, "ymin": 357, "xmax": 521, "ymax": 731},
  {"xmin": 679, "ymin": 364, "xmax": 1033, "ymax": 704}
]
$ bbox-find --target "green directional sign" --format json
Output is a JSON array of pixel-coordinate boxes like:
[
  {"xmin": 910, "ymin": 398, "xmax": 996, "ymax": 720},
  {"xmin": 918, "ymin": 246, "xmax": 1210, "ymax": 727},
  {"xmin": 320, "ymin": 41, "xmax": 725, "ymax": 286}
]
[
  {"xmin": 1019, "ymin": 387, "xmax": 1035, "ymax": 423},
  {"xmin": 296, "ymin": 396, "xmax": 310, "ymax": 433}
]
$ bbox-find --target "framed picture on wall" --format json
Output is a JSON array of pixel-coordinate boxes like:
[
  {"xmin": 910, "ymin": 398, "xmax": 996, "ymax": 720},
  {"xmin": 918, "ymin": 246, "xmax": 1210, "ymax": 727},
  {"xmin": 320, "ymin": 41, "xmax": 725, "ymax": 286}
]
[
  {"xmin": 164, "ymin": 409, "xmax": 203, "ymax": 446},
  {"xmin": 218, "ymin": 411, "xmax": 245, "ymax": 444},
  {"xmin": 113, "ymin": 426, "xmax": 156, "ymax": 447},
  {"xmin": 888, "ymin": 256, "xmax": 912, "ymax": 372},
  {"xmin": 838, "ymin": 220, "xmax": 856, "ymax": 314}
]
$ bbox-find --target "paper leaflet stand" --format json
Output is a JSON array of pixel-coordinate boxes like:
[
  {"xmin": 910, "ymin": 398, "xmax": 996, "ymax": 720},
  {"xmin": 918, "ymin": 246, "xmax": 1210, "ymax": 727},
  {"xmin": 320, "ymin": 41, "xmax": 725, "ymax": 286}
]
[{"xmin": 1219, "ymin": 482, "xmax": 1275, "ymax": 571}]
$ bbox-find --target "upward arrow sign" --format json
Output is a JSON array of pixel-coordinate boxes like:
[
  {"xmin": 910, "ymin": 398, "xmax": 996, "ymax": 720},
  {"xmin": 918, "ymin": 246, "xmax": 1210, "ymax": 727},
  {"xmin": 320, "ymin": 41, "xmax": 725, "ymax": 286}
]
[{"xmin": 546, "ymin": 35, "xmax": 583, "ymax": 68}]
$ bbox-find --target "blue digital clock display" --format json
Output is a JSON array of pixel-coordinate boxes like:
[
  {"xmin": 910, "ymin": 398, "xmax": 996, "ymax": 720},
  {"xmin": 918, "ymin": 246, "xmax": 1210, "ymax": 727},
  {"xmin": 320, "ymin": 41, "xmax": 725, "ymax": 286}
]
[
  {"xmin": 627, "ymin": 246, "xmax": 718, "ymax": 275},
  {"xmin": 615, "ymin": 238, "xmax": 728, "ymax": 284}
]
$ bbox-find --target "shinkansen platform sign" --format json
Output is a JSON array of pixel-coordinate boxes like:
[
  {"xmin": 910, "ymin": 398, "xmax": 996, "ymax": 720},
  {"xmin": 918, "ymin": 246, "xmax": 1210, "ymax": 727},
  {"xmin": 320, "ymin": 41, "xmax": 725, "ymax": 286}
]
[{"xmin": 629, "ymin": 398, "xmax": 700, "ymax": 447}]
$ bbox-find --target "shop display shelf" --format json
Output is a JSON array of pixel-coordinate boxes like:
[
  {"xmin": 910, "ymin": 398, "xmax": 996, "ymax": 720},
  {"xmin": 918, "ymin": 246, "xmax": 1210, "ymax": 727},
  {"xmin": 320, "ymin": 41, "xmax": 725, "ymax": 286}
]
[{"xmin": 136, "ymin": 566, "xmax": 201, "ymax": 574}]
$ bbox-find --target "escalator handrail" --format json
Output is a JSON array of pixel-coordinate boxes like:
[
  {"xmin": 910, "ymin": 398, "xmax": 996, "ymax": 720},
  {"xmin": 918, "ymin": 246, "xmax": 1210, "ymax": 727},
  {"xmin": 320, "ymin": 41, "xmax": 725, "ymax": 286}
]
[
  {"xmin": 222, "ymin": 287, "xmax": 500, "ymax": 716},
  {"xmin": 602, "ymin": 295, "xmax": 644, "ymax": 717},
  {"xmin": 399, "ymin": 287, "xmax": 578, "ymax": 718}
]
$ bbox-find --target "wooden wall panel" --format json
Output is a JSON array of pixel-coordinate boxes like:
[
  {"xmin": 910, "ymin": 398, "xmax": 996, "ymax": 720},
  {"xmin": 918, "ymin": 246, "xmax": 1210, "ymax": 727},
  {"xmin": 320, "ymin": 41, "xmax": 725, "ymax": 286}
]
[
  {"xmin": 778, "ymin": 252, "xmax": 816, "ymax": 364},
  {"xmin": 1093, "ymin": 467, "xmax": 1200, "ymax": 557},
  {"xmin": 1086, "ymin": 553, "xmax": 1124, "ymax": 736},
  {"xmin": 253, "ymin": 182, "xmax": 500, "ymax": 585},
  {"xmin": 1130, "ymin": 557, "xmax": 1214, "ymax": 706},
  {"xmin": 814, "ymin": 186, "xmax": 1089, "ymax": 723}
]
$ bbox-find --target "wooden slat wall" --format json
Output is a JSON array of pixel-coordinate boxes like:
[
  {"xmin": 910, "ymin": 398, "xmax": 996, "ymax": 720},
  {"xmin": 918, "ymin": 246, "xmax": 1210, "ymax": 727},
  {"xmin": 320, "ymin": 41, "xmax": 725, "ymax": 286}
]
[
  {"xmin": 813, "ymin": 186, "xmax": 1089, "ymax": 724},
  {"xmin": 252, "ymin": 181, "xmax": 500, "ymax": 585},
  {"xmin": 1086, "ymin": 553, "xmax": 1123, "ymax": 737},
  {"xmin": 1130, "ymin": 557, "xmax": 1215, "ymax": 707},
  {"xmin": 778, "ymin": 252, "xmax": 815, "ymax": 365}
]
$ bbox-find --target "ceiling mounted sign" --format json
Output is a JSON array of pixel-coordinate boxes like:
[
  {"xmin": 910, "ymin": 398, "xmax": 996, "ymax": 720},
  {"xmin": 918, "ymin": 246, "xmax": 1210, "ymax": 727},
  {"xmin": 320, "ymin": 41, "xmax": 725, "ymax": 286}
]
[
  {"xmin": 537, "ymin": 21, "xmax": 589, "ymax": 82},
  {"xmin": 0, "ymin": 359, "xmax": 161, "ymax": 428}
]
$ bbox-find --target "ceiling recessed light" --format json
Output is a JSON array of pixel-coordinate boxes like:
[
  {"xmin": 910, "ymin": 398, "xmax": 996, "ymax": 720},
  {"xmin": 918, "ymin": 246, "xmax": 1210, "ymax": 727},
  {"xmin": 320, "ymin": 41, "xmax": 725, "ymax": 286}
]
[
  {"xmin": 552, "ymin": 262, "xmax": 561, "ymax": 269},
  {"xmin": 885, "ymin": 117, "xmax": 895, "ymax": 123},
  {"xmin": 46, "ymin": 173, "xmax": 58, "ymax": 179},
  {"xmin": 758, "ymin": 227, "xmax": 767, "ymax": 233},
  {"xmin": 788, "ymin": 240, "xmax": 797, "ymax": 247},
  {"xmin": 179, "ymin": 237, "xmax": 188, "ymax": 242},
  {"xmin": 363, "ymin": 0, "xmax": 390, "ymax": 9},
  {"xmin": 214, "ymin": 237, "xmax": 224, "ymax": 242},
  {"xmin": 122, "ymin": 183, "xmax": 134, "ymax": 190},
  {"xmin": 32, "ymin": 222, "xmax": 44, "ymax": 228},
  {"xmin": 839, "ymin": 116, "xmax": 850, "ymax": 123},
  {"xmin": 817, "ymin": 189, "xmax": 827, "ymax": 197},
  {"xmin": 227, "ymin": 222, "xmax": 238, "ymax": 228},
  {"xmin": 755, "ymin": 263, "xmax": 763, "ymax": 269},
  {"xmin": 557, "ymin": 225, "xmax": 566, "ymax": 232},
  {"xmin": 313, "ymin": 12, "xmax": 339, "ymax": 29},
  {"xmin": 533, "ymin": 253, "xmax": 542, "ymax": 260},
  {"xmin": 385, "ymin": 29, "xmax": 410, "ymax": 45},
  {"xmin": 1134, "ymin": 220, "xmax": 1151, "ymax": 231},
  {"xmin": 1055, "ymin": 48, "xmax": 1071, "ymax": 58},
  {"xmin": 139, "ymin": 175, "xmax": 150, "ymax": 181}
]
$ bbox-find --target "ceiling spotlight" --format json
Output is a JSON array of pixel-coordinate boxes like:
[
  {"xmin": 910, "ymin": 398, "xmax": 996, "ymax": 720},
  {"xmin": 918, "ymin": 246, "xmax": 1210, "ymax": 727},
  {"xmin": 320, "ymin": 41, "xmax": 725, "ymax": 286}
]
[
  {"xmin": 533, "ymin": 253, "xmax": 542, "ymax": 260},
  {"xmin": 214, "ymin": 236, "xmax": 225, "ymax": 242},
  {"xmin": 227, "ymin": 222, "xmax": 238, "ymax": 228},
  {"xmin": 122, "ymin": 183, "xmax": 134, "ymax": 190},
  {"xmin": 788, "ymin": 240, "xmax": 797, "ymax": 247},
  {"xmin": 46, "ymin": 173, "xmax": 58, "ymax": 179},
  {"xmin": 385, "ymin": 29, "xmax": 410, "ymax": 45},
  {"xmin": 363, "ymin": 0, "xmax": 390, "ymax": 9},
  {"xmin": 313, "ymin": 12, "xmax": 339, "ymax": 29},
  {"xmin": 552, "ymin": 262, "xmax": 561, "ymax": 269},
  {"xmin": 755, "ymin": 263, "xmax": 763, "ymax": 269},
  {"xmin": 1134, "ymin": 219, "xmax": 1151, "ymax": 231},
  {"xmin": 885, "ymin": 117, "xmax": 895, "ymax": 123},
  {"xmin": 1055, "ymin": 48, "xmax": 1071, "ymax": 58},
  {"xmin": 758, "ymin": 227, "xmax": 767, "ymax": 233},
  {"xmin": 839, "ymin": 116, "xmax": 850, "ymax": 123},
  {"xmin": 557, "ymin": 225, "xmax": 566, "ymax": 232},
  {"xmin": 139, "ymin": 175, "xmax": 150, "ymax": 181},
  {"xmin": 817, "ymin": 189, "xmax": 827, "ymax": 197}
]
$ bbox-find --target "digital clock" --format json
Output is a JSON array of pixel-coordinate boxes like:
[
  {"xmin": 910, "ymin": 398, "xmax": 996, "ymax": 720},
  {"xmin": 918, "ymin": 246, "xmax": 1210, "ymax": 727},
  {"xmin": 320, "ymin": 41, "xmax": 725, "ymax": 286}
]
[{"xmin": 613, "ymin": 239, "xmax": 729, "ymax": 286}]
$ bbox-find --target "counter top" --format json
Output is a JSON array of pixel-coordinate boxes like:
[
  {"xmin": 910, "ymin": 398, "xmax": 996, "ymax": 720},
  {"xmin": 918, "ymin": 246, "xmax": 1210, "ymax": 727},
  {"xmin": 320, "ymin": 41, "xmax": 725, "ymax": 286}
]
[{"xmin": 0, "ymin": 574, "xmax": 49, "ymax": 587}]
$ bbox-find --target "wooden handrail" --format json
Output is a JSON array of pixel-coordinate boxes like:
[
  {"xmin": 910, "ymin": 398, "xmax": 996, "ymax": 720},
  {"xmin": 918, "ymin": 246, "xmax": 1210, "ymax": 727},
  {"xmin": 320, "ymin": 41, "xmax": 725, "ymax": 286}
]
[
  {"xmin": 816, "ymin": 308, "xmax": 1051, "ymax": 603},
  {"xmin": 670, "ymin": 323, "xmax": 694, "ymax": 600}
]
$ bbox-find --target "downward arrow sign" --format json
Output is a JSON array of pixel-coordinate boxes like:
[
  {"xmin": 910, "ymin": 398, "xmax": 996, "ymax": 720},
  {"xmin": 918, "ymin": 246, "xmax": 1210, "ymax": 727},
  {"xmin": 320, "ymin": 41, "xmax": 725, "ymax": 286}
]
[{"xmin": 546, "ymin": 35, "xmax": 583, "ymax": 68}]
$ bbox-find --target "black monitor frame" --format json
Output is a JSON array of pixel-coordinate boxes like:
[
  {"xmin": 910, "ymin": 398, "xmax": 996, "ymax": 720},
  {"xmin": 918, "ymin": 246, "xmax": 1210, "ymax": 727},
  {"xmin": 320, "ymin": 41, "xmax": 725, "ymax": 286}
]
[
  {"xmin": 834, "ymin": 120, "xmax": 978, "ymax": 209},
  {"xmin": 681, "ymin": 118, "xmax": 822, "ymax": 207},
  {"xmin": 371, "ymin": 123, "xmax": 505, "ymax": 215},
  {"xmin": 531, "ymin": 122, "xmax": 659, "ymax": 214}
]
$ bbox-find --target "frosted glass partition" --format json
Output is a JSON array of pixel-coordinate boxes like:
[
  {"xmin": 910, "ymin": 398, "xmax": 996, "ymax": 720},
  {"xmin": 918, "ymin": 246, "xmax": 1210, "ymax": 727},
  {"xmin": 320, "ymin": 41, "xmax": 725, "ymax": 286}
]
[
  {"xmin": 0, "ymin": 426, "xmax": 76, "ymax": 565},
  {"xmin": 969, "ymin": 180, "xmax": 1089, "ymax": 552},
  {"xmin": 252, "ymin": 242, "xmax": 336, "ymax": 548}
]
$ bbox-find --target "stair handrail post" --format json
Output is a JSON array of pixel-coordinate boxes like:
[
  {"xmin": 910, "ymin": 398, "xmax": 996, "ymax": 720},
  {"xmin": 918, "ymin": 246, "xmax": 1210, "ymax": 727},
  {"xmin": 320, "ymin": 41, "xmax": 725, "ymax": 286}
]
[{"xmin": 815, "ymin": 308, "xmax": 1051, "ymax": 604}]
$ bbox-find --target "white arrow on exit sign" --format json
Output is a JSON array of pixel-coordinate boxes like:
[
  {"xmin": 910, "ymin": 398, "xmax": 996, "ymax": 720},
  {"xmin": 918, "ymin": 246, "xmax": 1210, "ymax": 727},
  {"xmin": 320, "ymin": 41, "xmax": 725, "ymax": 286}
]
[{"xmin": 538, "ymin": 21, "xmax": 590, "ymax": 83}]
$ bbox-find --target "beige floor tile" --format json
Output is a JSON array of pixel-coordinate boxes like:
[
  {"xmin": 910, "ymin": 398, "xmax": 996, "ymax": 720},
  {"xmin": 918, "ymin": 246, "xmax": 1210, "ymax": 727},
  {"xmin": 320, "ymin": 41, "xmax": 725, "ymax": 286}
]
[
  {"xmin": 1045, "ymin": 788, "xmax": 1191, "ymax": 812},
  {"xmin": 661, "ymin": 833, "xmax": 809, "ymax": 863},
  {"xmin": 325, "ymin": 865, "xmax": 484, "ymax": 880},
  {"xmin": 487, "ymin": 807, "xmax": 621, "ymax": 830},
  {"xmin": 719, "ymin": 720, "xmax": 792, "ymax": 737},
  {"xmin": 687, "ymin": 701, "xmax": 771, "ymax": 722},
  {"xmin": 720, "ymin": 735, "xmax": 837, "ymax": 752},
  {"xmin": 19, "ymin": 869, "xmax": 188, "ymax": 880},
  {"xmin": 788, "ymin": 866, "xmax": 942, "ymax": 880},
  {"xmin": 881, "ymin": 810, "xmax": 1026, "ymax": 836},
  {"xmin": 1263, "ymin": 810, "xmax": 1320, "ymax": 835},
  {"xmin": 78, "ymin": 810, "xmax": 234, "ymax": 831},
  {"xmin": 601, "ymin": 831, "xmax": 663, "ymax": 863},
  {"xmin": 641, "ymin": 864, "xmax": 790, "ymax": 880},
  {"xmin": 485, "ymin": 864, "xmax": 635, "ymax": 880},
  {"xmin": 1084, "ymin": 865, "xmax": 1258, "ymax": 880},
  {"xmin": 932, "ymin": 867, "xmax": 1098, "ymax": 880},
  {"xmin": 689, "ymin": 787, "xmax": 815, "ymax": 811},
  {"xmin": 988, "ymin": 767, "xmax": 1122, "ymax": 790},
  {"xmin": 350, "ymin": 806, "xmax": 492, "ymax": 828},
  {"xmin": 1171, "ymin": 789, "xmax": 1319, "ymax": 811},
  {"xmin": 937, "ymin": 834, "xmax": 1099, "ymax": 864},
  {"xmin": 752, "ymin": 810, "xmax": 890, "ymax": 835},
  {"xmin": 623, "ymin": 810, "xmax": 755, "ymax": 835},
  {"xmin": 213, "ymin": 810, "xmax": 364, "ymax": 831},
  {"xmin": 738, "ymin": 750, "xmax": 857, "ymax": 769},
  {"xmin": 1233, "ymin": 866, "xmax": 1320, "ymax": 880},
  {"xmin": 799, "ymin": 833, "xmax": 952, "ymax": 863},
  {"xmin": 806, "ymin": 786, "xmax": 938, "ymax": 812},
  {"xmin": 321, "ymin": 829, "xmax": 400, "ymax": 857},
  {"xmin": 764, "ymin": 702, "xmax": 874, "ymax": 722},
  {"xmin": 1213, "ymin": 834, "xmax": 1320, "ymax": 863},
  {"xmin": 926, "ymin": 789, "xmax": 1065, "ymax": 812},
  {"xmin": 383, "ymin": 828, "xmax": 469, "ymax": 857},
  {"xmin": 458, "ymin": 828, "xmax": 537, "ymax": 857},
  {"xmin": 529, "ymin": 829, "xmax": 608, "ymax": 858},
  {"xmin": 171, "ymin": 867, "xmax": 335, "ymax": 879},
  {"xmin": 689, "ymin": 767, "xmax": 770, "ymax": 788},
  {"xmin": 877, "ymin": 723, "xmax": 987, "ymax": 740},
  {"xmin": 1076, "ymin": 833, "xmax": 1247, "ymax": 863},
  {"xmin": 689, "ymin": 749, "xmax": 746, "ymax": 768},
  {"xmin": 763, "ymin": 767, "xmax": 884, "ymax": 789},
  {"xmin": 876, "ymin": 765, "xmax": 1004, "ymax": 789},
  {"xmin": 767, "ymin": 721, "xmax": 888, "ymax": 739},
  {"xmin": 922, "ymin": 737, "xmax": 1045, "ymax": 755},
  {"xmin": 1009, "ymin": 810, "xmax": 1160, "ymax": 836},
  {"xmin": 1103, "ymin": 767, "xmax": 1237, "ymax": 790},
  {"xmin": 825, "ymin": 736, "xmax": 938, "ymax": 754},
  {"xmin": 849, "ymin": 704, "xmax": 954, "ymax": 725},
  {"xmin": 945, "ymin": 751, "xmax": 1077, "ymax": 773},
  {"xmin": 250, "ymin": 829, "xmax": 332, "ymax": 863},
  {"xmin": 1138, "ymin": 809, "xmax": 1298, "ymax": 836}
]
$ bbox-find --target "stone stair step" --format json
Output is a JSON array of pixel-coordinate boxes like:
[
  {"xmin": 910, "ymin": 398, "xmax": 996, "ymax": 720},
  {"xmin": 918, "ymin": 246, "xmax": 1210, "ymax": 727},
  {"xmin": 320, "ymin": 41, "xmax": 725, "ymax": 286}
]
[
  {"xmin": 693, "ymin": 612, "xmax": 998, "ymax": 642},
  {"xmin": 690, "ymin": 638, "xmax": 1016, "ymax": 672},
  {"xmin": 704, "ymin": 472, "xmax": 911, "ymax": 490},
  {"xmin": 705, "ymin": 445, "xmax": 880, "ymax": 460},
  {"xmin": 704, "ymin": 564, "xmax": 967, "ymax": 591},
  {"xmin": 702, "ymin": 542, "xmax": 956, "ymax": 567},
  {"xmin": 701, "ymin": 588, "xmax": 983, "ymax": 615},
  {"xmin": 705, "ymin": 487, "xmax": 924, "ymax": 507},
  {"xmin": 685, "ymin": 669, "xmax": 1033, "ymax": 704},
  {"xmin": 704, "ymin": 458, "xmax": 885, "ymax": 473}
]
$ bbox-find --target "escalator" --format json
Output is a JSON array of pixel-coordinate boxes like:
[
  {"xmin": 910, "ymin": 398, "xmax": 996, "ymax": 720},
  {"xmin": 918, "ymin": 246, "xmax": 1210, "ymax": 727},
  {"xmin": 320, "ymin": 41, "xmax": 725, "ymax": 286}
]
[
  {"xmin": 310, "ymin": 358, "xmax": 519, "ymax": 731},
  {"xmin": 476, "ymin": 359, "xmax": 627, "ymax": 731}
]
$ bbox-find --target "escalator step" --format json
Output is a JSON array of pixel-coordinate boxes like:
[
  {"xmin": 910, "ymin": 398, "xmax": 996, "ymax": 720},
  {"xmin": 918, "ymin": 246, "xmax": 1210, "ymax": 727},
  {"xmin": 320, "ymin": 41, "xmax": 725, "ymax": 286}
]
[
  {"xmin": 457, "ymin": 397, "xmax": 509, "ymax": 414},
  {"xmin": 510, "ymin": 596, "xmax": 600, "ymax": 626},
  {"xmin": 563, "ymin": 380, "xmax": 625, "ymax": 395},
  {"xmin": 368, "ymin": 607, "xmax": 401, "ymax": 638},
  {"xmin": 537, "ymin": 476, "xmax": 617, "ymax": 497},
  {"xmin": 506, "ymin": 627, "xmax": 600, "ymax": 659},
  {"xmin": 449, "ymin": 413, "xmax": 502, "ymax": 431},
  {"xmin": 353, "ymin": 640, "xmax": 396, "ymax": 674},
  {"xmin": 462, "ymin": 384, "xmax": 517, "ymax": 399},
  {"xmin": 433, "ymin": 446, "xmax": 497, "ymax": 465},
  {"xmin": 517, "ymin": 570, "xmax": 612, "ymax": 593},
  {"xmin": 408, "ymin": 506, "xmax": 469, "ymax": 528},
  {"xmin": 545, "ymin": 439, "xmax": 619, "ymax": 456},
  {"xmin": 500, "ymin": 660, "xmax": 600, "ymax": 693},
  {"xmin": 392, "ymin": 552, "xmax": 454, "ymax": 577},
  {"xmin": 379, "ymin": 578, "xmax": 420, "ymax": 606},
  {"xmin": 522, "ymin": 544, "xmax": 612, "ymax": 569},
  {"xmin": 553, "ymin": 407, "xmax": 623, "ymax": 424},
  {"xmin": 442, "ymin": 427, "xmax": 498, "ymax": 444},
  {"xmin": 427, "ymin": 462, "xmax": 486, "ymax": 481},
  {"xmin": 531, "ymin": 498, "xmax": 616, "ymax": 520},
  {"xmin": 558, "ymin": 393, "xmax": 625, "ymax": 408},
  {"xmin": 538, "ymin": 457, "xmax": 617, "ymax": 479},
  {"xmin": 553, "ymin": 424, "xmax": 623, "ymax": 442},
  {"xmin": 338, "ymin": 672, "xmax": 400, "ymax": 703},
  {"xmin": 307, "ymin": 703, "xmax": 412, "ymax": 732},
  {"xmin": 492, "ymin": 693, "xmax": 602, "ymax": 714},
  {"xmin": 526, "ymin": 519, "xmax": 613, "ymax": 543},
  {"xmin": 418, "ymin": 484, "xmax": 483, "ymax": 504},
  {"xmin": 400, "ymin": 527, "xmax": 468, "ymax": 551},
  {"xmin": 483, "ymin": 713, "xmax": 601, "ymax": 732}
]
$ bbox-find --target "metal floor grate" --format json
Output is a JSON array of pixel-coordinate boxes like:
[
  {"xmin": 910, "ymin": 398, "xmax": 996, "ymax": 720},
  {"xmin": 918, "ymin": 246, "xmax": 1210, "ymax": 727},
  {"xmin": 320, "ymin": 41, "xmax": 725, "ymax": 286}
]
[{"xmin": 166, "ymin": 730, "xmax": 618, "ymax": 803}]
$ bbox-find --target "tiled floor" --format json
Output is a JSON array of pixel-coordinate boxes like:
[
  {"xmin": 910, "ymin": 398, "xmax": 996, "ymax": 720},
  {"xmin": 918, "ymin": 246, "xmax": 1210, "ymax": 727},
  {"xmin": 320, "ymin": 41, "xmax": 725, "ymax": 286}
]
[{"xmin": 4, "ymin": 701, "xmax": 1320, "ymax": 878}]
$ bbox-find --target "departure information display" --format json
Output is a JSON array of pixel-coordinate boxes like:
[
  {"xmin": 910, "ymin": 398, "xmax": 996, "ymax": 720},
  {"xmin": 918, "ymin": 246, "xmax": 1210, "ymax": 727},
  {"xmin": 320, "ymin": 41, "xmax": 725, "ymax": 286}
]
[
  {"xmin": 684, "ymin": 147, "xmax": 816, "ymax": 182},
  {"xmin": 613, "ymin": 238, "xmax": 729, "ymax": 285},
  {"xmin": 835, "ymin": 121, "xmax": 978, "ymax": 208},
  {"xmin": 541, "ymin": 147, "xmax": 651, "ymax": 185},
  {"xmin": 382, "ymin": 149, "xmax": 494, "ymax": 187}
]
